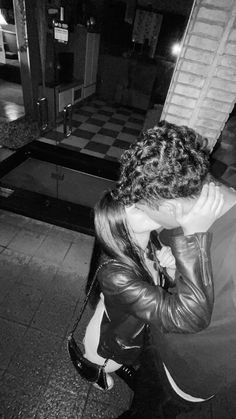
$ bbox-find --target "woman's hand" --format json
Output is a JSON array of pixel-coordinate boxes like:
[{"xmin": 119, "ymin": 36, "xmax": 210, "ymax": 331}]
[
  {"xmin": 156, "ymin": 246, "xmax": 176, "ymax": 279},
  {"xmin": 175, "ymin": 182, "xmax": 224, "ymax": 235}
]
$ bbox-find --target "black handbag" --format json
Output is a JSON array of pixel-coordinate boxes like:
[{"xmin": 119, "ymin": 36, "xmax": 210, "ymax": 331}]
[{"xmin": 67, "ymin": 260, "xmax": 114, "ymax": 391}]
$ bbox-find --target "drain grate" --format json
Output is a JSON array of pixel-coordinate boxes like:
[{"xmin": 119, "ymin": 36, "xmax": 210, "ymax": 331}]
[{"xmin": 0, "ymin": 186, "xmax": 15, "ymax": 198}]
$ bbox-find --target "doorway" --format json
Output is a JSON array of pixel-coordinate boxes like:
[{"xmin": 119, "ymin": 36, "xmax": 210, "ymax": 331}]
[
  {"xmin": 95, "ymin": 0, "xmax": 195, "ymax": 124},
  {"xmin": 0, "ymin": 0, "xmax": 24, "ymax": 122}
]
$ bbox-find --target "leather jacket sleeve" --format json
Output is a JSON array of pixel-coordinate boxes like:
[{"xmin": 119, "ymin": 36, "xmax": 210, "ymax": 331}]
[{"xmin": 98, "ymin": 232, "xmax": 213, "ymax": 334}]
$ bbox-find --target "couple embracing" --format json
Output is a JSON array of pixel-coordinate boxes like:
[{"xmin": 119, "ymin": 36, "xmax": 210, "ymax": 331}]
[{"xmin": 73, "ymin": 121, "xmax": 236, "ymax": 419}]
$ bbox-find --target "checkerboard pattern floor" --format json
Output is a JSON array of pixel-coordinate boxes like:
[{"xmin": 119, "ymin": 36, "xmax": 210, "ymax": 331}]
[{"xmin": 37, "ymin": 98, "xmax": 146, "ymax": 162}]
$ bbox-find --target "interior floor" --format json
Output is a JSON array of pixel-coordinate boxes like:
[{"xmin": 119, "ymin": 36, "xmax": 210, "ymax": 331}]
[
  {"xmin": 38, "ymin": 98, "xmax": 146, "ymax": 162},
  {"xmin": 0, "ymin": 79, "xmax": 25, "ymax": 123}
]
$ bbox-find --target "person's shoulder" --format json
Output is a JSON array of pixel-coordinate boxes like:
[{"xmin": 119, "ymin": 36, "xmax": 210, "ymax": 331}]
[
  {"xmin": 213, "ymin": 202, "xmax": 236, "ymax": 247},
  {"xmin": 98, "ymin": 260, "xmax": 136, "ymax": 287},
  {"xmin": 218, "ymin": 201, "xmax": 236, "ymax": 229},
  {"xmin": 231, "ymin": 202, "xmax": 236, "ymax": 215},
  {"xmin": 100, "ymin": 260, "xmax": 134, "ymax": 276}
]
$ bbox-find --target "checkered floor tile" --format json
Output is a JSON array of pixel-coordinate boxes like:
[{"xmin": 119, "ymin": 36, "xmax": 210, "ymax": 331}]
[{"xmin": 37, "ymin": 98, "xmax": 146, "ymax": 162}]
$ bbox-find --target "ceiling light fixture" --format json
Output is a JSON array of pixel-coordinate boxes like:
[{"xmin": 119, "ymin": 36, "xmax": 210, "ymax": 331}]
[{"xmin": 172, "ymin": 42, "xmax": 181, "ymax": 56}]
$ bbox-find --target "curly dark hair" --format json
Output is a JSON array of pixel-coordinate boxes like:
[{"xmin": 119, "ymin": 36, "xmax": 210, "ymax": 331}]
[{"xmin": 114, "ymin": 121, "xmax": 211, "ymax": 206}]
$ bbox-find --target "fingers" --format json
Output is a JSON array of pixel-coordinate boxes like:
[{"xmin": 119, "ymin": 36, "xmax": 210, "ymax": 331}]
[
  {"xmin": 192, "ymin": 183, "xmax": 210, "ymax": 212},
  {"xmin": 214, "ymin": 192, "xmax": 224, "ymax": 217},
  {"xmin": 193, "ymin": 183, "xmax": 223, "ymax": 215},
  {"xmin": 175, "ymin": 201, "xmax": 183, "ymax": 222},
  {"xmin": 209, "ymin": 184, "xmax": 224, "ymax": 216},
  {"xmin": 205, "ymin": 183, "xmax": 218, "ymax": 210}
]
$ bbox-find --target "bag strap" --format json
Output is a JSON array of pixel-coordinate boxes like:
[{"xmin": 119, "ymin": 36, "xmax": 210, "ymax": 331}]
[{"xmin": 69, "ymin": 259, "xmax": 115, "ymax": 336}]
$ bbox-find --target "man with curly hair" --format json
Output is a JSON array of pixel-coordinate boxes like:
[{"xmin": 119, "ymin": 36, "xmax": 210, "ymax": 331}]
[{"xmin": 115, "ymin": 121, "xmax": 236, "ymax": 418}]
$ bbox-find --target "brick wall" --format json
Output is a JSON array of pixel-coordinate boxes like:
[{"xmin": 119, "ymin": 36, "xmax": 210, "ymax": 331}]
[{"xmin": 161, "ymin": 0, "xmax": 236, "ymax": 149}]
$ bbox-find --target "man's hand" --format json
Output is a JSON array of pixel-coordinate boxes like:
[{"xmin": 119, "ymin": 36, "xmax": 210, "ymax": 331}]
[{"xmin": 175, "ymin": 183, "xmax": 224, "ymax": 235}]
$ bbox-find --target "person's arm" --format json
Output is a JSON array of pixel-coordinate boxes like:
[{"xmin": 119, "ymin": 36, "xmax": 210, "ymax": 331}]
[{"xmin": 99, "ymin": 231, "xmax": 213, "ymax": 334}]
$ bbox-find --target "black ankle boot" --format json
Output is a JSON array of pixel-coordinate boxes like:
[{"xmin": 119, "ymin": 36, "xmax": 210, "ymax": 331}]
[{"xmin": 115, "ymin": 365, "xmax": 137, "ymax": 391}]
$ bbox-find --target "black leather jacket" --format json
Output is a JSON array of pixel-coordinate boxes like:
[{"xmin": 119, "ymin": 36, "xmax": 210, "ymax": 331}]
[{"xmin": 97, "ymin": 231, "xmax": 213, "ymax": 365}]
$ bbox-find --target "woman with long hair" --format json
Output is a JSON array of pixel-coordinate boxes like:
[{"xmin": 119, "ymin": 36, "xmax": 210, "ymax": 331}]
[{"xmin": 82, "ymin": 183, "xmax": 223, "ymax": 391}]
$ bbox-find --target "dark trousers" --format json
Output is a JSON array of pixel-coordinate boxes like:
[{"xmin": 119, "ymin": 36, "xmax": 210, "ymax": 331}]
[{"xmin": 121, "ymin": 345, "xmax": 236, "ymax": 419}]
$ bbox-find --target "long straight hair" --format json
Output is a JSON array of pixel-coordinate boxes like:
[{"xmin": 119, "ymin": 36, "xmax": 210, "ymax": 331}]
[{"xmin": 94, "ymin": 190, "xmax": 151, "ymax": 281}]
